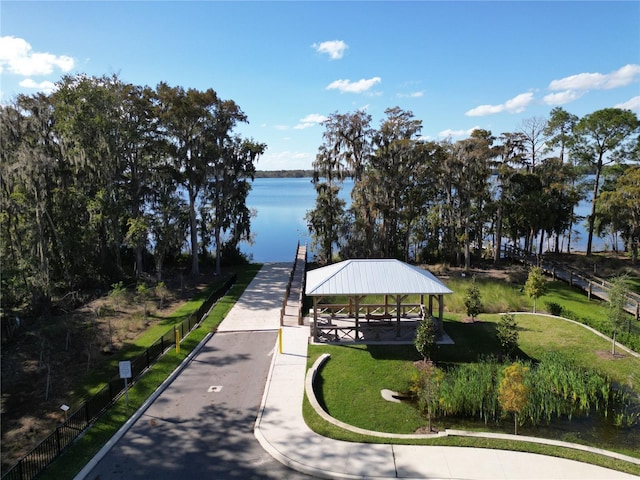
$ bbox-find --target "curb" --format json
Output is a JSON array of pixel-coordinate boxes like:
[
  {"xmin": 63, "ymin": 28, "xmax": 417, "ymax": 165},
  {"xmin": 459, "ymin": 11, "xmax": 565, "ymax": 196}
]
[
  {"xmin": 305, "ymin": 353, "xmax": 640, "ymax": 466},
  {"xmin": 254, "ymin": 336, "xmax": 340, "ymax": 480},
  {"xmin": 73, "ymin": 330, "xmax": 215, "ymax": 480}
]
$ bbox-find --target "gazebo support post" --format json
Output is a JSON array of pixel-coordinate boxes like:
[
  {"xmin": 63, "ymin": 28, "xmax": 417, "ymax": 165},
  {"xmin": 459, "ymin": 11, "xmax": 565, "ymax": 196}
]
[
  {"xmin": 355, "ymin": 296, "xmax": 361, "ymax": 341},
  {"xmin": 396, "ymin": 296, "xmax": 404, "ymax": 337},
  {"xmin": 437, "ymin": 294, "xmax": 444, "ymax": 337},
  {"xmin": 313, "ymin": 297, "xmax": 319, "ymax": 342},
  {"xmin": 428, "ymin": 295, "xmax": 434, "ymax": 318}
]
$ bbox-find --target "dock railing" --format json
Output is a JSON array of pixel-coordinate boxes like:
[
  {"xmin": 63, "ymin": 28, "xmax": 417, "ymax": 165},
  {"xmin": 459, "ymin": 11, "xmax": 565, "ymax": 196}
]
[{"xmin": 503, "ymin": 245, "xmax": 640, "ymax": 320}]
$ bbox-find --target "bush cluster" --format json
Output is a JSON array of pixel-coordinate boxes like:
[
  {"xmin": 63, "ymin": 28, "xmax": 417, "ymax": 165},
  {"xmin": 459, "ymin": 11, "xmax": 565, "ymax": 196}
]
[{"xmin": 412, "ymin": 353, "xmax": 638, "ymax": 428}]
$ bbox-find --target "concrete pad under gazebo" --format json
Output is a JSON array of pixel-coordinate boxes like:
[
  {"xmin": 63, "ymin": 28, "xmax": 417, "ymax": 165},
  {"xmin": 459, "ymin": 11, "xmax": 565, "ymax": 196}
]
[{"xmin": 305, "ymin": 259, "xmax": 453, "ymax": 344}]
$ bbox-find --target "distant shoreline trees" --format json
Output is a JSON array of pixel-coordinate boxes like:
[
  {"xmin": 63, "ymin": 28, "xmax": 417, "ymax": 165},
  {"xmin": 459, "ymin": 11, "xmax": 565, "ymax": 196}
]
[{"xmin": 307, "ymin": 106, "xmax": 639, "ymax": 266}]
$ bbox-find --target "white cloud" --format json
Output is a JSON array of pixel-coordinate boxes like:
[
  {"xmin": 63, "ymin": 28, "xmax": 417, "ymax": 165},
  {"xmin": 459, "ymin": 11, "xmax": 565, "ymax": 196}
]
[
  {"xmin": 294, "ymin": 113, "xmax": 328, "ymax": 130},
  {"xmin": 312, "ymin": 40, "xmax": 348, "ymax": 60},
  {"xmin": 543, "ymin": 64, "xmax": 640, "ymax": 106},
  {"xmin": 465, "ymin": 92, "xmax": 534, "ymax": 116},
  {"xmin": 548, "ymin": 64, "xmax": 640, "ymax": 92},
  {"xmin": 0, "ymin": 36, "xmax": 74, "ymax": 76},
  {"xmin": 19, "ymin": 78, "xmax": 57, "ymax": 93},
  {"xmin": 398, "ymin": 91, "xmax": 424, "ymax": 98},
  {"xmin": 258, "ymin": 150, "xmax": 314, "ymax": 170},
  {"xmin": 543, "ymin": 90, "xmax": 584, "ymax": 105},
  {"xmin": 326, "ymin": 77, "xmax": 381, "ymax": 94},
  {"xmin": 615, "ymin": 96, "xmax": 640, "ymax": 111},
  {"xmin": 438, "ymin": 126, "xmax": 482, "ymax": 138}
]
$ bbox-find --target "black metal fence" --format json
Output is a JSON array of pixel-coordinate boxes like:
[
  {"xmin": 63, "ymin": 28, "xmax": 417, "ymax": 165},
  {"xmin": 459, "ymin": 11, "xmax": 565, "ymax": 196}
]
[{"xmin": 2, "ymin": 274, "xmax": 236, "ymax": 480}]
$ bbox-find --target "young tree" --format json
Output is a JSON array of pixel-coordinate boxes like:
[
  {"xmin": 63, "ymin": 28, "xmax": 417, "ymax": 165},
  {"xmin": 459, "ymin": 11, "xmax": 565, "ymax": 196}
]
[
  {"xmin": 496, "ymin": 313, "xmax": 519, "ymax": 357},
  {"xmin": 571, "ymin": 108, "xmax": 639, "ymax": 256},
  {"xmin": 109, "ymin": 281, "xmax": 128, "ymax": 313},
  {"xmin": 498, "ymin": 362, "xmax": 530, "ymax": 435},
  {"xmin": 524, "ymin": 266, "xmax": 547, "ymax": 313},
  {"xmin": 411, "ymin": 360, "xmax": 443, "ymax": 432},
  {"xmin": 608, "ymin": 275, "xmax": 631, "ymax": 356},
  {"xmin": 155, "ymin": 281, "xmax": 169, "ymax": 310},
  {"xmin": 414, "ymin": 317, "xmax": 437, "ymax": 361},
  {"xmin": 464, "ymin": 276, "xmax": 483, "ymax": 321},
  {"xmin": 135, "ymin": 283, "xmax": 152, "ymax": 323}
]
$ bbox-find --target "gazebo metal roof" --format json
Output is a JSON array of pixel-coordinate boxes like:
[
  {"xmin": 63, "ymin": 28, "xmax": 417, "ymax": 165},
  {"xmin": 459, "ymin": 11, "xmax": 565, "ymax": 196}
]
[{"xmin": 305, "ymin": 259, "xmax": 453, "ymax": 296}]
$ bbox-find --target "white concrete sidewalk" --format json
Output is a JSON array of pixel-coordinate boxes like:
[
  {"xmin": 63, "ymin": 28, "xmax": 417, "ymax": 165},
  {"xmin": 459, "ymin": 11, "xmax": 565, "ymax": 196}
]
[
  {"xmin": 255, "ymin": 323, "xmax": 639, "ymax": 479},
  {"xmin": 217, "ymin": 262, "xmax": 291, "ymax": 332}
]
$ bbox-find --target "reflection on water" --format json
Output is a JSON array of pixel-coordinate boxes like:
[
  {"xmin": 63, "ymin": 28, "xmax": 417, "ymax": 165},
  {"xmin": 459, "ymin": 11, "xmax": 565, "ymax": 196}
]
[
  {"xmin": 242, "ymin": 177, "xmax": 621, "ymax": 263},
  {"xmin": 432, "ymin": 413, "xmax": 639, "ymax": 453}
]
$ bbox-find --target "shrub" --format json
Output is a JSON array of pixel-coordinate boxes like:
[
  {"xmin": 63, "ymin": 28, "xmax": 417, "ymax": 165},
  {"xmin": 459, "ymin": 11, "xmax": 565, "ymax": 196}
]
[
  {"xmin": 410, "ymin": 361, "xmax": 443, "ymax": 432},
  {"xmin": 498, "ymin": 362, "xmax": 530, "ymax": 435},
  {"xmin": 496, "ymin": 313, "xmax": 519, "ymax": 357},
  {"xmin": 544, "ymin": 301, "xmax": 564, "ymax": 316},
  {"xmin": 464, "ymin": 276, "xmax": 483, "ymax": 320},
  {"xmin": 415, "ymin": 318, "xmax": 436, "ymax": 361}
]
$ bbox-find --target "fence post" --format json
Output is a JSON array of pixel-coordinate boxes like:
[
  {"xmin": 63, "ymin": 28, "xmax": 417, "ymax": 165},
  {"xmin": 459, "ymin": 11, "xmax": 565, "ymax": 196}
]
[
  {"xmin": 588, "ymin": 282, "xmax": 592, "ymax": 300},
  {"xmin": 146, "ymin": 348, "xmax": 150, "ymax": 368},
  {"xmin": 569, "ymin": 272, "xmax": 573, "ymax": 287},
  {"xmin": 85, "ymin": 402, "xmax": 90, "ymax": 426},
  {"xmin": 636, "ymin": 301, "xmax": 639, "ymax": 321},
  {"xmin": 56, "ymin": 426, "xmax": 62, "ymax": 455}
]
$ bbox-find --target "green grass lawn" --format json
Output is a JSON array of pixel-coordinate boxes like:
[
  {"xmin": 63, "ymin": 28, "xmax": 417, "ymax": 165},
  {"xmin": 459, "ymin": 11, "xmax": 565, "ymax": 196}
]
[
  {"xmin": 305, "ymin": 276, "xmax": 640, "ymax": 475},
  {"xmin": 308, "ymin": 314, "xmax": 640, "ymax": 431}
]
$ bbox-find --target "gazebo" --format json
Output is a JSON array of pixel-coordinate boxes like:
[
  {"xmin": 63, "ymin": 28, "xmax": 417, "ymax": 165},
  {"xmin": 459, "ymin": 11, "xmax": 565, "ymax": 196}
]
[{"xmin": 305, "ymin": 259, "xmax": 453, "ymax": 343}]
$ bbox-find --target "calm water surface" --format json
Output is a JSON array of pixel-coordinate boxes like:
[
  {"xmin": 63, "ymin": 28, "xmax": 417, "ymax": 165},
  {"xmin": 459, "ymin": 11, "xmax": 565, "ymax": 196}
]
[
  {"xmin": 241, "ymin": 178, "xmax": 316, "ymax": 263},
  {"xmin": 241, "ymin": 177, "xmax": 618, "ymax": 263}
]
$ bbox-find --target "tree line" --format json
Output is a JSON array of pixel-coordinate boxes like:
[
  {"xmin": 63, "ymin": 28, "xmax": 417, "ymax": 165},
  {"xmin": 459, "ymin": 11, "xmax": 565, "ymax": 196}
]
[
  {"xmin": 1, "ymin": 74, "xmax": 265, "ymax": 316},
  {"xmin": 306, "ymin": 106, "xmax": 639, "ymax": 267}
]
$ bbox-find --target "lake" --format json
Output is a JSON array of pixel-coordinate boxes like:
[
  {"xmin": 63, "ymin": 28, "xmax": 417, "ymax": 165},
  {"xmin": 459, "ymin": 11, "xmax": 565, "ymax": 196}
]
[{"xmin": 241, "ymin": 177, "xmax": 620, "ymax": 263}]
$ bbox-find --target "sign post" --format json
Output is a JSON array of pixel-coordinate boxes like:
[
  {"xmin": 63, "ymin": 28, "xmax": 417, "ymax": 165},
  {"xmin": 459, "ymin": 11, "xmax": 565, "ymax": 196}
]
[{"xmin": 119, "ymin": 360, "xmax": 132, "ymax": 406}]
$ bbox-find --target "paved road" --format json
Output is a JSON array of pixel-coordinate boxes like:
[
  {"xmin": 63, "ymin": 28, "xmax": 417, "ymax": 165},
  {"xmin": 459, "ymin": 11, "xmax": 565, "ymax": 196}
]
[{"xmin": 83, "ymin": 330, "xmax": 314, "ymax": 480}]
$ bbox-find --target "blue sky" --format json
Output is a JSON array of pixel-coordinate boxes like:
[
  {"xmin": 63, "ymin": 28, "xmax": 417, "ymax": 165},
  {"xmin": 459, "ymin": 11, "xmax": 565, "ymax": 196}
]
[{"xmin": 2, "ymin": 1, "xmax": 639, "ymax": 170}]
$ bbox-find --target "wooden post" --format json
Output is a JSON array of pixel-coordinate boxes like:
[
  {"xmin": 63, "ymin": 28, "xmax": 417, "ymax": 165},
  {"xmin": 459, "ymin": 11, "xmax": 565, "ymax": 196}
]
[
  {"xmin": 355, "ymin": 296, "xmax": 360, "ymax": 341},
  {"xmin": 396, "ymin": 296, "xmax": 402, "ymax": 338},
  {"xmin": 636, "ymin": 301, "xmax": 639, "ymax": 321},
  {"xmin": 588, "ymin": 282, "xmax": 592, "ymax": 300},
  {"xmin": 313, "ymin": 297, "xmax": 318, "ymax": 342},
  {"xmin": 569, "ymin": 272, "xmax": 573, "ymax": 287},
  {"xmin": 438, "ymin": 295, "xmax": 444, "ymax": 337}
]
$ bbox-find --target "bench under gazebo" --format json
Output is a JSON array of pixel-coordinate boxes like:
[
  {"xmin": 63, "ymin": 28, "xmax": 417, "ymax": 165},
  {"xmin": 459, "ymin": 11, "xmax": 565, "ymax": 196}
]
[{"xmin": 305, "ymin": 259, "xmax": 453, "ymax": 343}]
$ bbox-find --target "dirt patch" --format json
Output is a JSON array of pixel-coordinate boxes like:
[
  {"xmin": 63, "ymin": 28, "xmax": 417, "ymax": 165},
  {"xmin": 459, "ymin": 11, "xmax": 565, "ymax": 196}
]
[
  {"xmin": 414, "ymin": 425, "xmax": 440, "ymax": 434},
  {"xmin": 0, "ymin": 268, "xmax": 223, "ymax": 471},
  {"xmin": 595, "ymin": 350, "xmax": 627, "ymax": 360}
]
